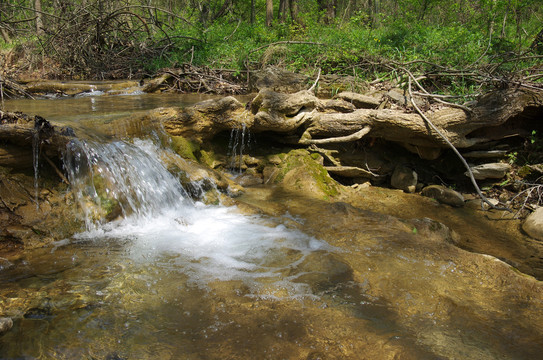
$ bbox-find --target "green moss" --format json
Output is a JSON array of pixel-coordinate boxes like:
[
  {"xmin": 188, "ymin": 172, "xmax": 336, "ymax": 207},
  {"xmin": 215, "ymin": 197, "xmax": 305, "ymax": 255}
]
[
  {"xmin": 170, "ymin": 136, "xmax": 200, "ymax": 161},
  {"xmin": 199, "ymin": 149, "xmax": 217, "ymax": 168},
  {"xmin": 275, "ymin": 149, "xmax": 339, "ymax": 199},
  {"xmin": 90, "ymin": 174, "xmax": 121, "ymax": 220}
]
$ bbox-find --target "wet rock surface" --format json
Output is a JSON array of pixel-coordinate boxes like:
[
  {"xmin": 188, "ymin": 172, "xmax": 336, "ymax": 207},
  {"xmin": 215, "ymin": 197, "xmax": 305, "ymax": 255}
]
[
  {"xmin": 421, "ymin": 185, "xmax": 465, "ymax": 207},
  {"xmin": 0, "ymin": 168, "xmax": 81, "ymax": 251},
  {"xmin": 522, "ymin": 207, "xmax": 543, "ymax": 241},
  {"xmin": 0, "ymin": 317, "xmax": 13, "ymax": 335}
]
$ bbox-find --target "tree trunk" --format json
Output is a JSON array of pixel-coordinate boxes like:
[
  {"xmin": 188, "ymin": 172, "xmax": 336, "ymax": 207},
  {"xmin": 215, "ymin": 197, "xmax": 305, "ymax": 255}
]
[
  {"xmin": 161, "ymin": 87, "xmax": 543, "ymax": 154},
  {"xmin": 318, "ymin": 0, "xmax": 336, "ymax": 23},
  {"xmin": 418, "ymin": 0, "xmax": 430, "ymax": 21},
  {"xmin": 251, "ymin": 0, "xmax": 256, "ymax": 24},
  {"xmin": 34, "ymin": 0, "xmax": 44, "ymax": 36},
  {"xmin": 289, "ymin": 0, "xmax": 300, "ymax": 25},
  {"xmin": 266, "ymin": 0, "xmax": 273, "ymax": 27},
  {"xmin": 0, "ymin": 27, "xmax": 10, "ymax": 43},
  {"xmin": 278, "ymin": 0, "xmax": 288, "ymax": 23}
]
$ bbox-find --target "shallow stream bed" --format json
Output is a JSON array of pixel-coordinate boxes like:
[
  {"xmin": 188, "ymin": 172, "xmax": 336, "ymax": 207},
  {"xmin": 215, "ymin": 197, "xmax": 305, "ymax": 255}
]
[{"xmin": 1, "ymin": 90, "xmax": 543, "ymax": 359}]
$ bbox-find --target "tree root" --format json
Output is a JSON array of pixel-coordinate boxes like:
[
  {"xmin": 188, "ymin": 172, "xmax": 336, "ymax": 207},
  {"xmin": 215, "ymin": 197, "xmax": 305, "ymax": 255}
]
[
  {"xmin": 299, "ymin": 126, "xmax": 372, "ymax": 145},
  {"xmin": 407, "ymin": 76, "xmax": 511, "ymax": 212}
]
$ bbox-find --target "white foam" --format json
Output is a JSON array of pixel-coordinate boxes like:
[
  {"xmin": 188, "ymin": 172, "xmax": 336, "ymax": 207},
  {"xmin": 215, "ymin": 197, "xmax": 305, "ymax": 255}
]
[
  {"xmin": 69, "ymin": 138, "xmax": 331, "ymax": 297},
  {"xmin": 77, "ymin": 202, "xmax": 329, "ymax": 293}
]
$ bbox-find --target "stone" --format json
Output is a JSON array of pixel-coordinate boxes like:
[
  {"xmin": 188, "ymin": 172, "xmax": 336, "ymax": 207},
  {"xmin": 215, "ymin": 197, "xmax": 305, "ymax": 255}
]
[
  {"xmin": 409, "ymin": 217, "xmax": 460, "ymax": 244},
  {"xmin": 391, "ymin": 165, "xmax": 417, "ymax": 193},
  {"xmin": 267, "ymin": 155, "xmax": 282, "ymax": 165},
  {"xmin": 0, "ymin": 317, "xmax": 13, "ymax": 335},
  {"xmin": 401, "ymin": 143, "xmax": 442, "ymax": 160},
  {"xmin": 248, "ymin": 67, "xmax": 310, "ymax": 94},
  {"xmin": 421, "ymin": 185, "xmax": 465, "ymax": 207},
  {"xmin": 522, "ymin": 207, "xmax": 543, "ymax": 241},
  {"xmin": 466, "ymin": 163, "xmax": 511, "ymax": 180},
  {"xmin": 462, "ymin": 150, "xmax": 508, "ymax": 159},
  {"xmin": 465, "ymin": 198, "xmax": 499, "ymax": 211}
]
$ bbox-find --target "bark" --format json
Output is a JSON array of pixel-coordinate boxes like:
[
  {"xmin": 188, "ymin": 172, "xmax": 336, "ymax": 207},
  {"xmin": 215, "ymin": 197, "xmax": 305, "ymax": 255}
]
[
  {"xmin": 266, "ymin": 0, "xmax": 273, "ymax": 27},
  {"xmin": 251, "ymin": 0, "xmax": 256, "ymax": 24},
  {"xmin": 318, "ymin": 0, "xmax": 336, "ymax": 23},
  {"xmin": 278, "ymin": 0, "xmax": 288, "ymax": 23},
  {"xmin": 34, "ymin": 0, "xmax": 44, "ymax": 36},
  {"xmin": 0, "ymin": 26, "xmax": 10, "ymax": 43},
  {"xmin": 289, "ymin": 0, "xmax": 300, "ymax": 24},
  {"xmin": 160, "ymin": 87, "xmax": 543, "ymax": 156}
]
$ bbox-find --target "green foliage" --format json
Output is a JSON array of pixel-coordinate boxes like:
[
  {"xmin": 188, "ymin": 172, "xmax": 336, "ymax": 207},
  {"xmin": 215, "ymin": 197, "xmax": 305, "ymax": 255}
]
[{"xmin": 2, "ymin": 0, "xmax": 541, "ymax": 86}]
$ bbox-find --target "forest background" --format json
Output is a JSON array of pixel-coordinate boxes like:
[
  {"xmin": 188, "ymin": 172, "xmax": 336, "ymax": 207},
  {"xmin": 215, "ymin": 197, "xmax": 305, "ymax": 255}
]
[{"xmin": 0, "ymin": 0, "xmax": 541, "ymax": 99}]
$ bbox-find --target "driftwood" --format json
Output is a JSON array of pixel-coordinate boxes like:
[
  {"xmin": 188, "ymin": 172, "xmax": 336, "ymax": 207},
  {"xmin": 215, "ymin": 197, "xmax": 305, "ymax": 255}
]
[{"xmin": 162, "ymin": 87, "xmax": 543, "ymax": 160}]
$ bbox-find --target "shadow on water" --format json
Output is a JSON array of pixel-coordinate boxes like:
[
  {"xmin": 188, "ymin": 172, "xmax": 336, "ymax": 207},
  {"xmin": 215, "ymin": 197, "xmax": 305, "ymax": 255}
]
[
  {"xmin": 1, "ymin": 93, "xmax": 543, "ymax": 359},
  {"xmin": 237, "ymin": 185, "xmax": 543, "ymax": 360}
]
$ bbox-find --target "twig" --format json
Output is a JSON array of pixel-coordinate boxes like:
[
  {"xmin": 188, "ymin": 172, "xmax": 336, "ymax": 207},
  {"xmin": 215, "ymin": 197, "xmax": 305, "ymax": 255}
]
[
  {"xmin": 401, "ymin": 67, "xmax": 473, "ymax": 112},
  {"xmin": 407, "ymin": 77, "xmax": 510, "ymax": 212},
  {"xmin": 43, "ymin": 154, "xmax": 70, "ymax": 185},
  {"xmin": 224, "ymin": 18, "xmax": 241, "ymax": 41},
  {"xmin": 0, "ymin": 78, "xmax": 4, "ymax": 110},
  {"xmin": 299, "ymin": 126, "xmax": 372, "ymax": 145},
  {"xmin": 308, "ymin": 68, "xmax": 321, "ymax": 93}
]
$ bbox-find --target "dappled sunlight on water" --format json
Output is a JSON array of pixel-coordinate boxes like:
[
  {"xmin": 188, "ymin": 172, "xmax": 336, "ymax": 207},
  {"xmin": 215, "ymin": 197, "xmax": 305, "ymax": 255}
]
[{"xmin": 1, "ymin": 92, "xmax": 543, "ymax": 359}]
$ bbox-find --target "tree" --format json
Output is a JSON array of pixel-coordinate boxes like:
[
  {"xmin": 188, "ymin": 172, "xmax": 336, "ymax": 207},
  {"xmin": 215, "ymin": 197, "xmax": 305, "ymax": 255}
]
[
  {"xmin": 34, "ymin": 0, "xmax": 44, "ymax": 36},
  {"xmin": 318, "ymin": 0, "xmax": 337, "ymax": 23},
  {"xmin": 266, "ymin": 0, "xmax": 273, "ymax": 26}
]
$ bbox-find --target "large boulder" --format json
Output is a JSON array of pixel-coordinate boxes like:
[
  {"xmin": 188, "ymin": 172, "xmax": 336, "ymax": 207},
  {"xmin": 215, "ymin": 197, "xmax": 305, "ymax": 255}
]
[{"xmin": 0, "ymin": 169, "xmax": 82, "ymax": 251}]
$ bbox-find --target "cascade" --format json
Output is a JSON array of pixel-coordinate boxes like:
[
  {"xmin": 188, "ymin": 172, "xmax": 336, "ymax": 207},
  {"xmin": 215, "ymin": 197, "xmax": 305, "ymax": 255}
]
[
  {"xmin": 63, "ymin": 138, "xmax": 189, "ymax": 229},
  {"xmin": 227, "ymin": 121, "xmax": 254, "ymax": 174},
  {"xmin": 61, "ymin": 135, "xmax": 327, "ymax": 288}
]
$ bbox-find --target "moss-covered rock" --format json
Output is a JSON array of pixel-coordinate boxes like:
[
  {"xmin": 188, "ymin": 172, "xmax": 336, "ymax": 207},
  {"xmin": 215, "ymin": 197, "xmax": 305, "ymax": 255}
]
[
  {"xmin": 273, "ymin": 149, "xmax": 340, "ymax": 200},
  {"xmin": 169, "ymin": 135, "xmax": 200, "ymax": 161}
]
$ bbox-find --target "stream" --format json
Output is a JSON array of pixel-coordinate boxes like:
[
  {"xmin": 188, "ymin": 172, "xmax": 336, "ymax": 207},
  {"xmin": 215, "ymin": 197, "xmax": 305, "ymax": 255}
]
[{"xmin": 1, "ymin": 90, "xmax": 543, "ymax": 359}]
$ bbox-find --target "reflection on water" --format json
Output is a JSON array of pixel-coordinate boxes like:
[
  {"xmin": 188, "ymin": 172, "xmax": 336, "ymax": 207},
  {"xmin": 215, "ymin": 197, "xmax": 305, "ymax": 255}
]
[
  {"xmin": 4, "ymin": 93, "xmax": 218, "ymax": 123},
  {"xmin": 1, "ymin": 91, "xmax": 543, "ymax": 359}
]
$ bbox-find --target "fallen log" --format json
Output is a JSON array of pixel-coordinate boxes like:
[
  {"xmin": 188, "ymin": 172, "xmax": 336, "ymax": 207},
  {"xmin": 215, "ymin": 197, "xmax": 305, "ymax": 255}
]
[{"xmin": 161, "ymin": 87, "xmax": 543, "ymax": 156}]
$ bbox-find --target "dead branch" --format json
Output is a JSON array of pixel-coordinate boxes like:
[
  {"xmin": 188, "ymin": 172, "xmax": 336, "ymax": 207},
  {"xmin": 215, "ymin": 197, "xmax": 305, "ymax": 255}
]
[
  {"xmin": 308, "ymin": 68, "xmax": 321, "ymax": 93},
  {"xmin": 299, "ymin": 126, "xmax": 372, "ymax": 145},
  {"xmin": 43, "ymin": 154, "xmax": 70, "ymax": 185},
  {"xmin": 406, "ymin": 76, "xmax": 510, "ymax": 212}
]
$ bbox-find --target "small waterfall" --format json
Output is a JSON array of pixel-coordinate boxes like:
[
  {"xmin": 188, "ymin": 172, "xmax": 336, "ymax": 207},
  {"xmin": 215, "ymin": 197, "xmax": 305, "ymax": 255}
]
[
  {"xmin": 63, "ymin": 138, "xmax": 189, "ymax": 230},
  {"xmin": 227, "ymin": 123, "xmax": 253, "ymax": 174}
]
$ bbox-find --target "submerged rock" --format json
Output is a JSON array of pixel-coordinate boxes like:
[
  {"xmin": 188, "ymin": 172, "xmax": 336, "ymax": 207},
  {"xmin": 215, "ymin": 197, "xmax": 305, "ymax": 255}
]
[
  {"xmin": 421, "ymin": 185, "xmax": 465, "ymax": 207},
  {"xmin": 0, "ymin": 317, "xmax": 13, "ymax": 335}
]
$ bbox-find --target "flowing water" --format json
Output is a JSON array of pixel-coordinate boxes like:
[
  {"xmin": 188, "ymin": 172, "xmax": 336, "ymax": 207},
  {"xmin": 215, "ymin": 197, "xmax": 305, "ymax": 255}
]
[{"xmin": 1, "ymin": 91, "xmax": 543, "ymax": 359}]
